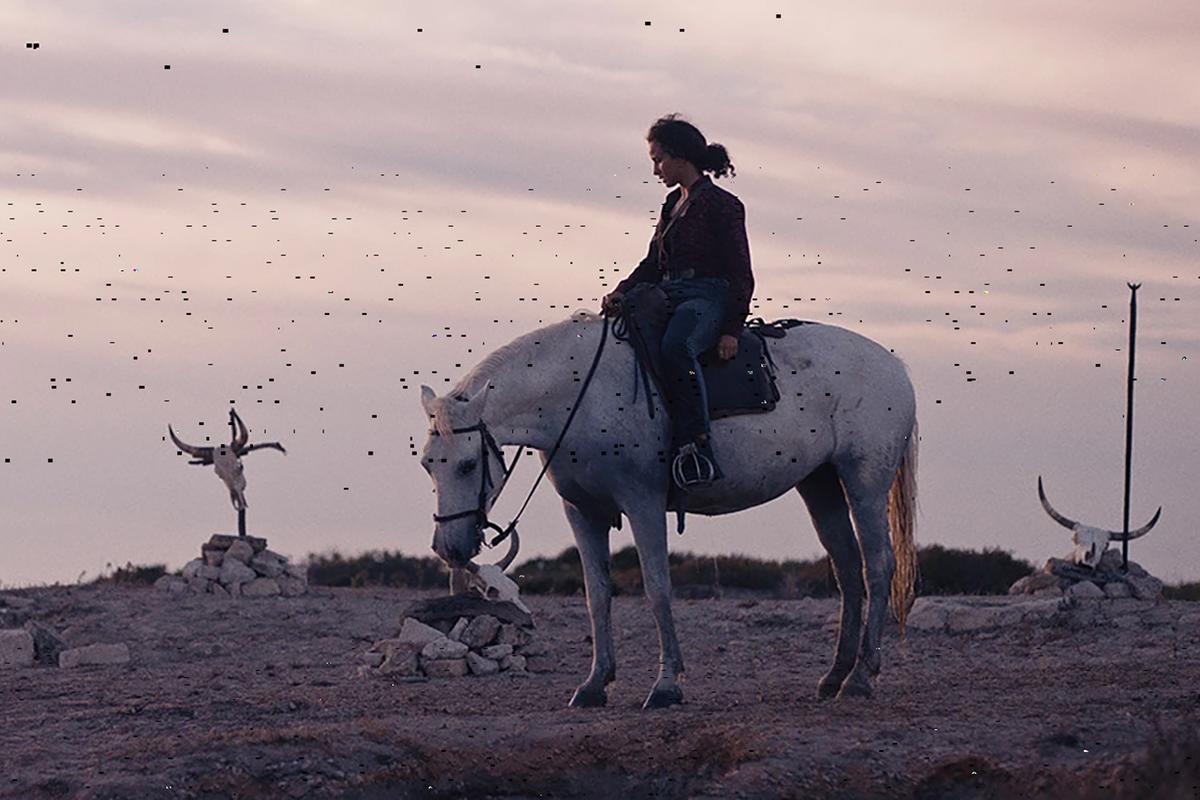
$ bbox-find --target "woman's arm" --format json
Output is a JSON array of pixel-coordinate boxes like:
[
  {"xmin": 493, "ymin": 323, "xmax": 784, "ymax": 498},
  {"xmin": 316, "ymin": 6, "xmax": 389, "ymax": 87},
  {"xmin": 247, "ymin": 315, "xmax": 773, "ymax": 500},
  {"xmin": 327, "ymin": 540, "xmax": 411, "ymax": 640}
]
[
  {"xmin": 614, "ymin": 236, "xmax": 659, "ymax": 296},
  {"xmin": 716, "ymin": 196, "xmax": 754, "ymax": 337}
]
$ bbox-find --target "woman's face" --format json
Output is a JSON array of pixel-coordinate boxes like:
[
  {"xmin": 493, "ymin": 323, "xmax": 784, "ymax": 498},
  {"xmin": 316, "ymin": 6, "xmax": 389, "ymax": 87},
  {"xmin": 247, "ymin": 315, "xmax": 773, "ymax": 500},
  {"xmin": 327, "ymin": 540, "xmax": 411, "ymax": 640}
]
[{"xmin": 649, "ymin": 140, "xmax": 684, "ymax": 187}]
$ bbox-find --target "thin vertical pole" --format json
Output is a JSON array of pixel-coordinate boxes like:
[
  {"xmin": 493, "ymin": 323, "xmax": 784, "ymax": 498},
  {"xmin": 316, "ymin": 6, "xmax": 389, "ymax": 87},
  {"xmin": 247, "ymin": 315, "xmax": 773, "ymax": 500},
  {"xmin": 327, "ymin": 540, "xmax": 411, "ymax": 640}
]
[{"xmin": 1121, "ymin": 283, "xmax": 1140, "ymax": 571}]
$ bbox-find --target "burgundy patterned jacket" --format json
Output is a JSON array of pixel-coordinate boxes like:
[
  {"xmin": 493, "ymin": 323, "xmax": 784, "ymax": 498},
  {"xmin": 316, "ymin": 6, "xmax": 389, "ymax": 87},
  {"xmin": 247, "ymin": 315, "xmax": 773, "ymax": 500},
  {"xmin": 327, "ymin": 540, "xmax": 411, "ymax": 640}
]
[{"xmin": 614, "ymin": 174, "xmax": 754, "ymax": 337}]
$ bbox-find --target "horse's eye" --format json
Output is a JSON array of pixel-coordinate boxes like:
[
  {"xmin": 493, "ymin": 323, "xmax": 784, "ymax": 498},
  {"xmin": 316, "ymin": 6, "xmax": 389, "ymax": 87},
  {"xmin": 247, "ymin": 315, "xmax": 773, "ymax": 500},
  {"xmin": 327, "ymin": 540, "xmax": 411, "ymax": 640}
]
[{"xmin": 457, "ymin": 459, "xmax": 477, "ymax": 476}]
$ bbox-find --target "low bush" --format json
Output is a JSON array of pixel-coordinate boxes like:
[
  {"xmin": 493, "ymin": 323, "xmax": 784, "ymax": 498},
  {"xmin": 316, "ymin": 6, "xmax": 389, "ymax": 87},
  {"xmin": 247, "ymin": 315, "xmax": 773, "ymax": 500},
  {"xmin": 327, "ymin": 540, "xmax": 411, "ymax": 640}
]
[
  {"xmin": 304, "ymin": 549, "xmax": 443, "ymax": 589},
  {"xmin": 1164, "ymin": 581, "xmax": 1200, "ymax": 601},
  {"xmin": 91, "ymin": 562, "xmax": 168, "ymax": 586},
  {"xmin": 916, "ymin": 545, "xmax": 1035, "ymax": 596}
]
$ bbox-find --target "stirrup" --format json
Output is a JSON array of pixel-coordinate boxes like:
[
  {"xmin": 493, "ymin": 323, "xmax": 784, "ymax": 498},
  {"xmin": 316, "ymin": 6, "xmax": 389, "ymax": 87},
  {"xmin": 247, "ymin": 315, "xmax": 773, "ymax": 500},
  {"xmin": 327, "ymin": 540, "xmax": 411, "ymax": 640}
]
[{"xmin": 672, "ymin": 442, "xmax": 717, "ymax": 489}]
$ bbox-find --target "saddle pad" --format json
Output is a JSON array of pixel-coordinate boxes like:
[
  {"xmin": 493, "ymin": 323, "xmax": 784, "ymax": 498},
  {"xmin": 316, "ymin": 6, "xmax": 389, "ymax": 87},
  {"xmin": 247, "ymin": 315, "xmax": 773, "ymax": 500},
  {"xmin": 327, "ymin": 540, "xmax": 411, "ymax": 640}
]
[
  {"xmin": 619, "ymin": 284, "xmax": 782, "ymax": 420},
  {"xmin": 698, "ymin": 334, "xmax": 780, "ymax": 418}
]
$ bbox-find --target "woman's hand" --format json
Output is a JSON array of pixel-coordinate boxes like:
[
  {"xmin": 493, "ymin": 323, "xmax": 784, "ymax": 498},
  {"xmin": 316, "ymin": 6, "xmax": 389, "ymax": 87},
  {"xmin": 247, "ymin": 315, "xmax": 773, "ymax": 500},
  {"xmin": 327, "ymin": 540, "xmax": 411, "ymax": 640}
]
[
  {"xmin": 717, "ymin": 334, "xmax": 738, "ymax": 360},
  {"xmin": 601, "ymin": 292, "xmax": 625, "ymax": 317}
]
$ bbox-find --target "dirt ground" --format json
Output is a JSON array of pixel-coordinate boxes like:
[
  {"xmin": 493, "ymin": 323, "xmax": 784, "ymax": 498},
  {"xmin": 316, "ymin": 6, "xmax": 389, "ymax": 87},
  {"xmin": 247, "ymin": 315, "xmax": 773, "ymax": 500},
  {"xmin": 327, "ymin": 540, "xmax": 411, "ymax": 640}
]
[{"xmin": 2, "ymin": 584, "xmax": 1198, "ymax": 799}]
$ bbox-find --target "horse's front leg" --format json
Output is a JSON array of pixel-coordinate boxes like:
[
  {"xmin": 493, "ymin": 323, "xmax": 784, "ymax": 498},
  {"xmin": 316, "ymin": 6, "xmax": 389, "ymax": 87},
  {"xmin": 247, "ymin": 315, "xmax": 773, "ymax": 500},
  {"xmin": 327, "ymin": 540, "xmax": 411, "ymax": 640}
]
[
  {"xmin": 627, "ymin": 505, "xmax": 684, "ymax": 709},
  {"xmin": 563, "ymin": 500, "xmax": 616, "ymax": 708}
]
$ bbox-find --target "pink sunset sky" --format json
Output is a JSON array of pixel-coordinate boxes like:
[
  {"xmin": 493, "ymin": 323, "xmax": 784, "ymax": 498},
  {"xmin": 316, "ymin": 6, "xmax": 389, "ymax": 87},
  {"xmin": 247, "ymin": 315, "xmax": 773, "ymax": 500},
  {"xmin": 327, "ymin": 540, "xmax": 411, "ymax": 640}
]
[{"xmin": 1, "ymin": 1, "xmax": 1197, "ymax": 587}]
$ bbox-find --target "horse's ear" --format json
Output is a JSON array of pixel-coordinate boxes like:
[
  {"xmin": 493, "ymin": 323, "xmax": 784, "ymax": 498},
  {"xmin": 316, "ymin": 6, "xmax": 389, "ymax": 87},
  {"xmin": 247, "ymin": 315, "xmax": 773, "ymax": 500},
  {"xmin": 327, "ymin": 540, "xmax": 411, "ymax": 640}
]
[
  {"xmin": 420, "ymin": 385, "xmax": 438, "ymax": 415},
  {"xmin": 465, "ymin": 382, "xmax": 491, "ymax": 416}
]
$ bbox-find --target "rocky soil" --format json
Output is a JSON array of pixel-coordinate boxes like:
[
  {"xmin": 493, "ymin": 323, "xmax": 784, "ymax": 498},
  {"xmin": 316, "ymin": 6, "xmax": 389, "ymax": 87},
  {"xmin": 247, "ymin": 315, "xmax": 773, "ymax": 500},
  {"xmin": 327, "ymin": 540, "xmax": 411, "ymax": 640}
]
[{"xmin": 1, "ymin": 585, "xmax": 1198, "ymax": 799}]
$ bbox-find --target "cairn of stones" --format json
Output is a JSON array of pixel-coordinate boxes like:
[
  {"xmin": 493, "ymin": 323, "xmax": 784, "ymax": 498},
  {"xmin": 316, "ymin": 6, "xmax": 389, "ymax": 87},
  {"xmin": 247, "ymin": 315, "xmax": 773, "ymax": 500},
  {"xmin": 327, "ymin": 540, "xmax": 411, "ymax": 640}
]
[
  {"xmin": 154, "ymin": 534, "xmax": 308, "ymax": 598},
  {"xmin": 1009, "ymin": 548, "xmax": 1164, "ymax": 602},
  {"xmin": 1, "ymin": 596, "xmax": 131, "ymax": 670},
  {"xmin": 360, "ymin": 595, "xmax": 554, "ymax": 679}
]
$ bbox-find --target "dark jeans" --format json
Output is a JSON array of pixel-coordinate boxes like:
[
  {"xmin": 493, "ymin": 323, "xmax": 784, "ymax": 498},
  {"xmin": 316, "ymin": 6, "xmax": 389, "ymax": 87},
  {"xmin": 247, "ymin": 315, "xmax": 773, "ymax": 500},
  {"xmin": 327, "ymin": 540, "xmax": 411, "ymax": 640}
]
[{"xmin": 659, "ymin": 277, "xmax": 728, "ymax": 447}]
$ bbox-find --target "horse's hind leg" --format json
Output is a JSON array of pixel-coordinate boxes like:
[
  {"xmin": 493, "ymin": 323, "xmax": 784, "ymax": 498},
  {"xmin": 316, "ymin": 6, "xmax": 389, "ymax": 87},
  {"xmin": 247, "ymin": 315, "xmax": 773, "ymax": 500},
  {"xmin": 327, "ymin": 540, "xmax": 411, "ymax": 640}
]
[
  {"xmin": 796, "ymin": 463, "xmax": 864, "ymax": 699},
  {"xmin": 838, "ymin": 462, "xmax": 896, "ymax": 699},
  {"xmin": 563, "ymin": 499, "xmax": 616, "ymax": 708}
]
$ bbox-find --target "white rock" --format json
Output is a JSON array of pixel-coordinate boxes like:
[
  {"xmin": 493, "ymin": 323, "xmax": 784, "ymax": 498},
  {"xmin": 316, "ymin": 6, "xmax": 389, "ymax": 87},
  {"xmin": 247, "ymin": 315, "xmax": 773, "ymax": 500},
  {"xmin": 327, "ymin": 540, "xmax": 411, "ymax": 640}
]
[
  {"xmin": 421, "ymin": 638, "xmax": 469, "ymax": 660},
  {"xmin": 460, "ymin": 614, "xmax": 501, "ymax": 649},
  {"xmin": 1008, "ymin": 575, "xmax": 1033, "ymax": 595},
  {"xmin": 481, "ymin": 643, "xmax": 513, "ymax": 660},
  {"xmin": 198, "ymin": 565, "xmax": 221, "ymax": 581},
  {"xmin": 448, "ymin": 617, "xmax": 470, "ymax": 642},
  {"xmin": 167, "ymin": 580, "xmax": 188, "ymax": 595},
  {"xmin": 1104, "ymin": 582, "xmax": 1132, "ymax": 599},
  {"xmin": 224, "ymin": 539, "xmax": 255, "ymax": 564},
  {"xmin": 1125, "ymin": 574, "xmax": 1164, "ymax": 601},
  {"xmin": 218, "ymin": 559, "xmax": 257, "ymax": 586},
  {"xmin": 181, "ymin": 558, "xmax": 205, "ymax": 580},
  {"xmin": 904, "ymin": 598, "xmax": 950, "ymax": 631},
  {"xmin": 187, "ymin": 577, "xmax": 211, "ymax": 595},
  {"xmin": 283, "ymin": 562, "xmax": 308, "ymax": 580},
  {"xmin": 1068, "ymin": 581, "xmax": 1105, "ymax": 599},
  {"xmin": 241, "ymin": 578, "xmax": 281, "ymax": 597},
  {"xmin": 250, "ymin": 552, "xmax": 285, "ymax": 578},
  {"xmin": 466, "ymin": 651, "xmax": 500, "ymax": 676},
  {"xmin": 380, "ymin": 649, "xmax": 421, "ymax": 675},
  {"xmin": 0, "ymin": 629, "xmax": 35, "ymax": 667},
  {"xmin": 397, "ymin": 618, "xmax": 446, "ymax": 648},
  {"xmin": 59, "ymin": 643, "xmax": 130, "ymax": 668}
]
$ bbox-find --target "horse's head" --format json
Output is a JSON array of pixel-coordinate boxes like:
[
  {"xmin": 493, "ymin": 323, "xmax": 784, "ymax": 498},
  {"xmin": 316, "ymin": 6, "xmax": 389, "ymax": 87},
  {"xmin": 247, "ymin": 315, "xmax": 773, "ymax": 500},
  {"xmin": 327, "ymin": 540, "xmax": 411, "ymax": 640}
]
[{"xmin": 419, "ymin": 383, "xmax": 512, "ymax": 568}]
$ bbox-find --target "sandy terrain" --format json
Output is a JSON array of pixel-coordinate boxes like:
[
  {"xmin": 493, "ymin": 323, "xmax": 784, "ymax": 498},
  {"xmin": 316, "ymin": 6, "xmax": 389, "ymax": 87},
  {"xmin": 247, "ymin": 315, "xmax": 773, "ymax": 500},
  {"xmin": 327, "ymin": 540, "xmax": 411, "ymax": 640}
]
[{"xmin": 1, "ymin": 585, "xmax": 1198, "ymax": 799}]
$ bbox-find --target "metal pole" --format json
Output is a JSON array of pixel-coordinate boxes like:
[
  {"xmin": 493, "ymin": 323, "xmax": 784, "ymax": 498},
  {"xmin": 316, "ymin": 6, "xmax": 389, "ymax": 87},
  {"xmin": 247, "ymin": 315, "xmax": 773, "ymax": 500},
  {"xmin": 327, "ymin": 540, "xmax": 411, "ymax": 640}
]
[{"xmin": 1121, "ymin": 283, "xmax": 1140, "ymax": 571}]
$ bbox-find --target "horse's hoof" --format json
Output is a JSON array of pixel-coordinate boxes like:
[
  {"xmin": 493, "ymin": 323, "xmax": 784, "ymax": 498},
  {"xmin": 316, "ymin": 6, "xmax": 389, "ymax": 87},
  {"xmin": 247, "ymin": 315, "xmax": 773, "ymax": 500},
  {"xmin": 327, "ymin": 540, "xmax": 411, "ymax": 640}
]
[
  {"xmin": 836, "ymin": 677, "xmax": 872, "ymax": 699},
  {"xmin": 642, "ymin": 686, "xmax": 684, "ymax": 710},
  {"xmin": 569, "ymin": 687, "xmax": 607, "ymax": 708},
  {"xmin": 816, "ymin": 676, "xmax": 844, "ymax": 700}
]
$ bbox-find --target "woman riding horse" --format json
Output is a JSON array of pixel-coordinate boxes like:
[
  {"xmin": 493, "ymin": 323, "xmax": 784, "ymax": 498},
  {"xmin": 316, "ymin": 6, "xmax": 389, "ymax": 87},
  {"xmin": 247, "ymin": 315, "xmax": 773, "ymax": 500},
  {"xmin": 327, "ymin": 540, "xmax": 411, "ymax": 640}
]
[{"xmin": 601, "ymin": 114, "xmax": 754, "ymax": 488}]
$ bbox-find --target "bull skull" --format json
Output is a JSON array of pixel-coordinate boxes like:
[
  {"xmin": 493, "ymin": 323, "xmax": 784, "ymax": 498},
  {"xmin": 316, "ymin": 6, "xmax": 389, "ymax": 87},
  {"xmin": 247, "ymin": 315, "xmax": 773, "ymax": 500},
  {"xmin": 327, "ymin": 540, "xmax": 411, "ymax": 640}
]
[
  {"xmin": 460, "ymin": 530, "xmax": 530, "ymax": 614},
  {"xmin": 1037, "ymin": 476, "xmax": 1161, "ymax": 568},
  {"xmin": 168, "ymin": 409, "xmax": 287, "ymax": 510}
]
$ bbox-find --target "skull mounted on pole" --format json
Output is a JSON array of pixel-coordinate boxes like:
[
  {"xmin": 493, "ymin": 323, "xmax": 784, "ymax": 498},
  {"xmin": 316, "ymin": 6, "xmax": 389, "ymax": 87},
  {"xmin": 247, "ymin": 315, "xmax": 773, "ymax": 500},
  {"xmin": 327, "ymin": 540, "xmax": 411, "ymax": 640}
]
[{"xmin": 167, "ymin": 409, "xmax": 288, "ymax": 537}]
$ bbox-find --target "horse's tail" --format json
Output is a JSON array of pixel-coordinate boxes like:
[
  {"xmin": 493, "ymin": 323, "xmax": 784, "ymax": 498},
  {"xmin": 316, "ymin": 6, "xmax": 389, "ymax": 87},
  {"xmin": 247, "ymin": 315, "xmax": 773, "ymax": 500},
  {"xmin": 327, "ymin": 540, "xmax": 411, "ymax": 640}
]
[{"xmin": 888, "ymin": 418, "xmax": 919, "ymax": 636}]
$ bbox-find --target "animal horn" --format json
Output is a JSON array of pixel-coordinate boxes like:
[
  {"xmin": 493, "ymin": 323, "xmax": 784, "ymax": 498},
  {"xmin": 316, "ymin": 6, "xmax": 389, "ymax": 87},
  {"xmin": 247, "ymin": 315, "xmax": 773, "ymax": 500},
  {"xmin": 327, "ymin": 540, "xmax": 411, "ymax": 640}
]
[
  {"xmin": 1037, "ymin": 476, "xmax": 1079, "ymax": 530},
  {"xmin": 168, "ymin": 425, "xmax": 212, "ymax": 459},
  {"xmin": 231, "ymin": 410, "xmax": 249, "ymax": 452},
  {"xmin": 1108, "ymin": 507, "xmax": 1162, "ymax": 541},
  {"xmin": 493, "ymin": 529, "xmax": 521, "ymax": 572}
]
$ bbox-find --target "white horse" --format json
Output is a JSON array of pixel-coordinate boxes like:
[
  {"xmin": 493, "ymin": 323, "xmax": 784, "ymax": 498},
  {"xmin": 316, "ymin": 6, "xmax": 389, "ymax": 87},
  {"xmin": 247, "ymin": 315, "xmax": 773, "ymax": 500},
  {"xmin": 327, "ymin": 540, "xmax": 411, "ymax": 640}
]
[{"xmin": 420, "ymin": 310, "xmax": 917, "ymax": 709}]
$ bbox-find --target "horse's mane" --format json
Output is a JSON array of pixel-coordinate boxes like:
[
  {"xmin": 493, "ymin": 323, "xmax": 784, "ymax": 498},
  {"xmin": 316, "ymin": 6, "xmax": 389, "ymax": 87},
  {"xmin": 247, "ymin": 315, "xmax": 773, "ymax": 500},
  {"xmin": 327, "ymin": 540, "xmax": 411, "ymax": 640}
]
[{"xmin": 432, "ymin": 310, "xmax": 602, "ymax": 435}]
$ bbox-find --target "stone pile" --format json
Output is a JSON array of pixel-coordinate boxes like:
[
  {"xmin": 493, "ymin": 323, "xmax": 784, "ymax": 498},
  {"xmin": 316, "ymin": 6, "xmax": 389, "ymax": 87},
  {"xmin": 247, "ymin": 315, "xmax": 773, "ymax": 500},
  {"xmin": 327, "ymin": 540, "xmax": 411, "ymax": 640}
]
[
  {"xmin": 1, "ymin": 596, "xmax": 130, "ymax": 670},
  {"xmin": 359, "ymin": 595, "xmax": 555, "ymax": 680},
  {"xmin": 1008, "ymin": 549, "xmax": 1164, "ymax": 602},
  {"xmin": 154, "ymin": 534, "xmax": 308, "ymax": 598}
]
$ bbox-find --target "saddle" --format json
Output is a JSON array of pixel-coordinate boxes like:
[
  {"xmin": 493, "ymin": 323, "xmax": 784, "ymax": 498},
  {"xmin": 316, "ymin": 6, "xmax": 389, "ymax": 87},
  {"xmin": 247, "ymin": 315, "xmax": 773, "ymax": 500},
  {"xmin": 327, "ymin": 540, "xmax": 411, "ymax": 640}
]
[
  {"xmin": 614, "ymin": 283, "xmax": 815, "ymax": 533},
  {"xmin": 617, "ymin": 283, "xmax": 811, "ymax": 421}
]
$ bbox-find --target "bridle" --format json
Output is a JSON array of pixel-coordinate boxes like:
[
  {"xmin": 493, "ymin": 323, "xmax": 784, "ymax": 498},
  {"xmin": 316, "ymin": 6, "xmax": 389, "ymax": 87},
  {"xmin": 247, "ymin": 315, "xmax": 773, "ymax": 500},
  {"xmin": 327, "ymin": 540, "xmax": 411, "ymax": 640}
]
[
  {"xmin": 430, "ymin": 421, "xmax": 525, "ymax": 545},
  {"xmin": 430, "ymin": 315, "xmax": 611, "ymax": 552}
]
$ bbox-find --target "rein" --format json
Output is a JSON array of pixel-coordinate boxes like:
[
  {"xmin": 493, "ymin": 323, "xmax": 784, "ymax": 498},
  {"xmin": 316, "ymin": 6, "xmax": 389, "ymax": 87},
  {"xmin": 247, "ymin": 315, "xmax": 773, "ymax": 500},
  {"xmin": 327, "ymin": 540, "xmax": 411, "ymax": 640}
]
[{"xmin": 432, "ymin": 315, "xmax": 611, "ymax": 550}]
